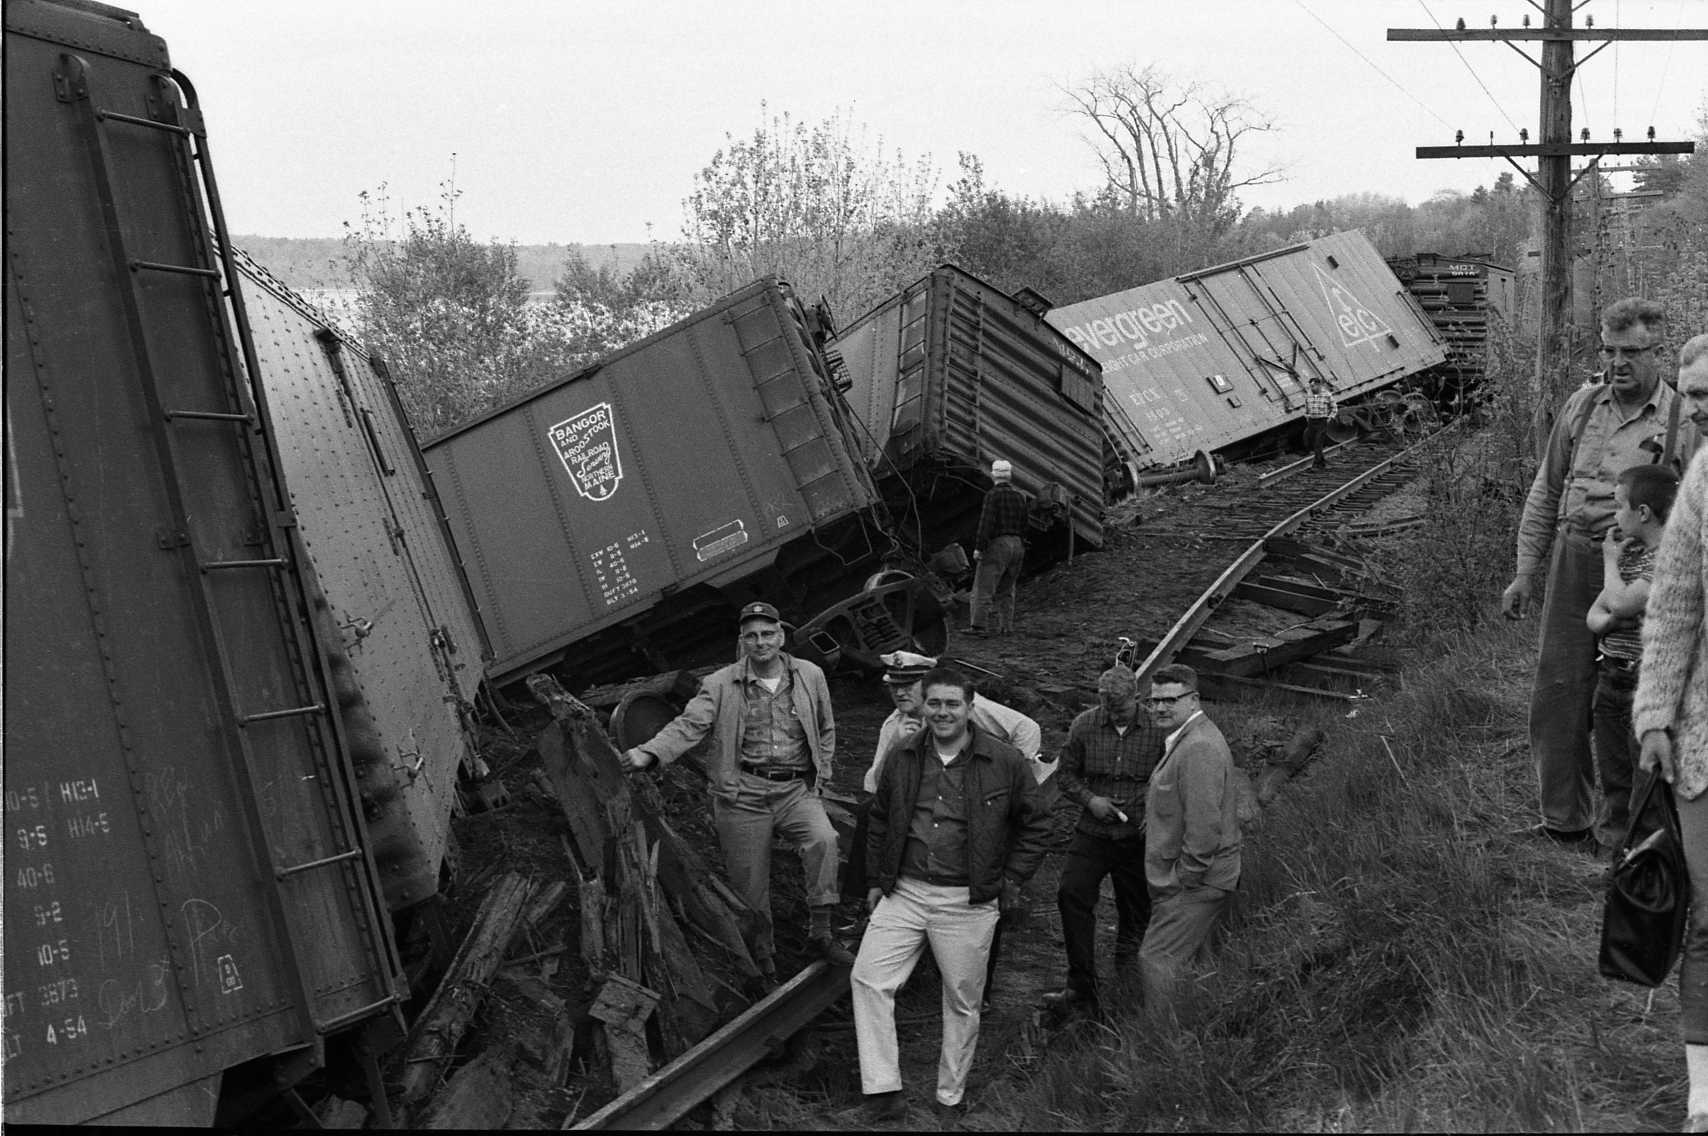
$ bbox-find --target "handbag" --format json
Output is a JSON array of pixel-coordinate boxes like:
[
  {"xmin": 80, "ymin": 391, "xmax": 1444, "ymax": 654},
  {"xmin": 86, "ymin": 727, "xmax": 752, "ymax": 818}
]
[{"xmin": 1599, "ymin": 773, "xmax": 1691, "ymax": 987}]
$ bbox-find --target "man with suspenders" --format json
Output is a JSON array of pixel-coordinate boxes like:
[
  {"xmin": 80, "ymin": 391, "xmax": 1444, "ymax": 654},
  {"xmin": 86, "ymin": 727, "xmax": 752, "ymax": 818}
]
[{"xmin": 1501, "ymin": 298, "xmax": 1696, "ymax": 849}]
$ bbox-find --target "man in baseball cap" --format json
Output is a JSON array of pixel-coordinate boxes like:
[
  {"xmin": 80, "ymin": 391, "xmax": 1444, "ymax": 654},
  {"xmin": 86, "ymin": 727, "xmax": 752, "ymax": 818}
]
[{"xmin": 620, "ymin": 600, "xmax": 852, "ymax": 977}]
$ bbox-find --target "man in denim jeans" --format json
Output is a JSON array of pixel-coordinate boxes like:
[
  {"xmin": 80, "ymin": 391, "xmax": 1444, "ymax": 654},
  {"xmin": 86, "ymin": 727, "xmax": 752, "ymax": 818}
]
[
  {"xmin": 1500, "ymin": 298, "xmax": 1696, "ymax": 847},
  {"xmin": 620, "ymin": 601, "xmax": 853, "ymax": 979}
]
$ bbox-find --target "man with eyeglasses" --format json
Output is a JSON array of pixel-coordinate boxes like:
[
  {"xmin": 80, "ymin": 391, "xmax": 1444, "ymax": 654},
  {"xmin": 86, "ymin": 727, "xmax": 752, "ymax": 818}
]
[
  {"xmin": 619, "ymin": 601, "xmax": 854, "ymax": 980},
  {"xmin": 1137, "ymin": 664, "xmax": 1241, "ymax": 1009},
  {"xmin": 1679, "ymin": 333, "xmax": 1708, "ymax": 440},
  {"xmin": 1501, "ymin": 298, "xmax": 1698, "ymax": 850}
]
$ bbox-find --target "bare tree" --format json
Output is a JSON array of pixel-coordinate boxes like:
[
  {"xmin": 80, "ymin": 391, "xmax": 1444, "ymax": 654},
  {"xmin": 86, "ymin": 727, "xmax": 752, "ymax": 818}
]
[{"xmin": 1062, "ymin": 65, "xmax": 1282, "ymax": 244}]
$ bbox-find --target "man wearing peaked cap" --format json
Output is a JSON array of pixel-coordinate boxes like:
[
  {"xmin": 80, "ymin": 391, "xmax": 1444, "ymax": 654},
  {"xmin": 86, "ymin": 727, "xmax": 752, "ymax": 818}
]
[
  {"xmin": 620, "ymin": 600, "xmax": 853, "ymax": 978},
  {"xmin": 966, "ymin": 459, "xmax": 1030, "ymax": 638},
  {"xmin": 859, "ymin": 649, "xmax": 1052, "ymax": 1012}
]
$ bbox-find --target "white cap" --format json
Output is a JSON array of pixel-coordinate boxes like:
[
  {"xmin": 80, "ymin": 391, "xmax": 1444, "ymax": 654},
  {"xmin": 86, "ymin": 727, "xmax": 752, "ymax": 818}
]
[{"xmin": 991, "ymin": 459, "xmax": 1013, "ymax": 481}]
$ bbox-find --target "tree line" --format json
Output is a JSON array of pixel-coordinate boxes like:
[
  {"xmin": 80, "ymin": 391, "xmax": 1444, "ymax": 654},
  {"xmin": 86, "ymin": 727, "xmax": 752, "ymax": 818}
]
[{"xmin": 328, "ymin": 67, "xmax": 1706, "ymax": 437}]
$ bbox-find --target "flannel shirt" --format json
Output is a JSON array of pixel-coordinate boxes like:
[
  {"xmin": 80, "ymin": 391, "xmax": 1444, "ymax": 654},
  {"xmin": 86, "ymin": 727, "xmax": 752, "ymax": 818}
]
[
  {"xmin": 1303, "ymin": 389, "xmax": 1336, "ymax": 419},
  {"xmin": 974, "ymin": 483, "xmax": 1030, "ymax": 551},
  {"xmin": 1055, "ymin": 706, "xmax": 1168, "ymax": 840}
]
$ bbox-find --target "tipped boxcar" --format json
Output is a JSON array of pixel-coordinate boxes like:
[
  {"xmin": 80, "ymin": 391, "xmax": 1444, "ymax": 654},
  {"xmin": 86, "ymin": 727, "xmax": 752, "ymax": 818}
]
[
  {"xmin": 1386, "ymin": 251, "xmax": 1516, "ymax": 409},
  {"xmin": 230, "ymin": 248, "xmax": 491, "ymax": 911},
  {"xmin": 422, "ymin": 277, "xmax": 898, "ymax": 689},
  {"xmin": 832, "ymin": 264, "xmax": 1106, "ymax": 556},
  {"xmin": 1047, "ymin": 230, "xmax": 1447, "ymax": 473},
  {"xmin": 5, "ymin": 0, "xmax": 406, "ymax": 1122}
]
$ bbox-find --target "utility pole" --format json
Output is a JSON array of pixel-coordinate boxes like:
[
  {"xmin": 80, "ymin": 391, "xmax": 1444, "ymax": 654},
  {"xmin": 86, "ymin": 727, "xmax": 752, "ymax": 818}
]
[{"xmin": 1389, "ymin": 4, "xmax": 1702, "ymax": 456}]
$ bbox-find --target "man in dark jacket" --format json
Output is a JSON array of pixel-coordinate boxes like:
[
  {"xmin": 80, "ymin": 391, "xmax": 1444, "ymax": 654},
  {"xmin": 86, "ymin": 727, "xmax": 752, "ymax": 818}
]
[
  {"xmin": 966, "ymin": 458, "xmax": 1029, "ymax": 636},
  {"xmin": 848, "ymin": 665, "xmax": 1052, "ymax": 1123}
]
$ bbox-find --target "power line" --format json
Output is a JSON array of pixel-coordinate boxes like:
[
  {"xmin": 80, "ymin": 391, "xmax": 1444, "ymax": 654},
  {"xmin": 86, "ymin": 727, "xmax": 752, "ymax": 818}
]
[
  {"xmin": 1647, "ymin": 40, "xmax": 1676, "ymax": 129},
  {"xmin": 1415, "ymin": 0, "xmax": 1525, "ymax": 135},
  {"xmin": 1289, "ymin": 0, "xmax": 1455, "ymax": 129}
]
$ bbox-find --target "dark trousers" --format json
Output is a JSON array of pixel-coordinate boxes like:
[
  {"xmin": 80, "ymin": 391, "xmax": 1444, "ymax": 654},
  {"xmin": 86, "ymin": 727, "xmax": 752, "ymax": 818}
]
[
  {"xmin": 1591, "ymin": 658, "xmax": 1640, "ymax": 847},
  {"xmin": 1056, "ymin": 830, "xmax": 1150, "ymax": 999},
  {"xmin": 1531, "ymin": 532, "xmax": 1604, "ymax": 833},
  {"xmin": 1304, "ymin": 417, "xmax": 1330, "ymax": 464}
]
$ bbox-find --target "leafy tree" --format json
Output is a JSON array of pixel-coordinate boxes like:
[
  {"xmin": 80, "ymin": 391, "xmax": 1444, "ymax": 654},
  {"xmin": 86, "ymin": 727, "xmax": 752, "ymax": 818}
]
[
  {"xmin": 342, "ymin": 179, "xmax": 611, "ymax": 436},
  {"xmin": 674, "ymin": 104, "xmax": 939, "ymax": 321}
]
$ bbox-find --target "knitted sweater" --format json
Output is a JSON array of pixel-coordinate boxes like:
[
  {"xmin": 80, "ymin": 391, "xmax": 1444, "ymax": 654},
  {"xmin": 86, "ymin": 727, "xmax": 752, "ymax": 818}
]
[{"xmin": 1633, "ymin": 446, "xmax": 1708, "ymax": 802}]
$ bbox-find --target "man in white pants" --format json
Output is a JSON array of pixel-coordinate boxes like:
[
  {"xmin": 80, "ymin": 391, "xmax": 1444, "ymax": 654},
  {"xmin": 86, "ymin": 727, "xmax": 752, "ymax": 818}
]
[
  {"xmin": 849, "ymin": 665, "xmax": 1052, "ymax": 1124},
  {"xmin": 861, "ymin": 650, "xmax": 1052, "ymax": 1010}
]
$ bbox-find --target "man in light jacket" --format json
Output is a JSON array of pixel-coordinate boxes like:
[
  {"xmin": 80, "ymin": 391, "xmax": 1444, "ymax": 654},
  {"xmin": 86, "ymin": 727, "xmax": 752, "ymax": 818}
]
[
  {"xmin": 1139, "ymin": 664, "xmax": 1241, "ymax": 1007},
  {"xmin": 619, "ymin": 601, "xmax": 852, "ymax": 979}
]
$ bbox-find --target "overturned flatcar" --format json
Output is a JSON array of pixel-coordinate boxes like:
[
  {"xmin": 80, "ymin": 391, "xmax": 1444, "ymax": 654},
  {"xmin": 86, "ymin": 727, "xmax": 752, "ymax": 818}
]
[
  {"xmin": 5, "ymin": 0, "xmax": 410, "ymax": 1122},
  {"xmin": 422, "ymin": 277, "xmax": 930, "ymax": 690},
  {"xmin": 832, "ymin": 264, "xmax": 1106, "ymax": 558},
  {"xmin": 1046, "ymin": 230, "xmax": 1447, "ymax": 475}
]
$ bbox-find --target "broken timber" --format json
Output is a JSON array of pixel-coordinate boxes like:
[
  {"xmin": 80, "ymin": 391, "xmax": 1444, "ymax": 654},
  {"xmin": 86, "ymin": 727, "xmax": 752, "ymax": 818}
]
[
  {"xmin": 526, "ymin": 673, "xmax": 762, "ymax": 1097},
  {"xmin": 399, "ymin": 871, "xmax": 536, "ymax": 1106}
]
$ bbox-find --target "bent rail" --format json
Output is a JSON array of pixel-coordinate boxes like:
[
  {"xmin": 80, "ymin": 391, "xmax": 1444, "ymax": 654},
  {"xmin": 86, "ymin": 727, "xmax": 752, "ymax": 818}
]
[{"xmin": 571, "ymin": 961, "xmax": 851, "ymax": 1130}]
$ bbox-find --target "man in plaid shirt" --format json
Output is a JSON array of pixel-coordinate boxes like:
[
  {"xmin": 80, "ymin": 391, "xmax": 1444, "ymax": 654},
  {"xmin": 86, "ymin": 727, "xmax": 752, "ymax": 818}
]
[
  {"xmin": 1303, "ymin": 377, "xmax": 1338, "ymax": 468},
  {"xmin": 1039, "ymin": 666, "xmax": 1168, "ymax": 1017}
]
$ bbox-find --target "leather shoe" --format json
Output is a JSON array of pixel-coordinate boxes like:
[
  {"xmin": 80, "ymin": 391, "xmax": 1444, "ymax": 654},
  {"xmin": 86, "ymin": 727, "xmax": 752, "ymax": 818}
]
[
  {"xmin": 961, "ymin": 625, "xmax": 989, "ymax": 637},
  {"xmin": 1037, "ymin": 987, "xmax": 1091, "ymax": 1009},
  {"xmin": 860, "ymin": 1090, "xmax": 907, "ymax": 1124},
  {"xmin": 1520, "ymin": 823, "xmax": 1596, "ymax": 849},
  {"xmin": 813, "ymin": 933, "xmax": 856, "ymax": 968}
]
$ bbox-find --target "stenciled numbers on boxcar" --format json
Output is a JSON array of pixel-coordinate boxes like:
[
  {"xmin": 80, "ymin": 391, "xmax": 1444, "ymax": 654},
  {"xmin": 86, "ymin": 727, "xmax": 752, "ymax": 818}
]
[{"xmin": 590, "ymin": 530, "xmax": 650, "ymax": 607}]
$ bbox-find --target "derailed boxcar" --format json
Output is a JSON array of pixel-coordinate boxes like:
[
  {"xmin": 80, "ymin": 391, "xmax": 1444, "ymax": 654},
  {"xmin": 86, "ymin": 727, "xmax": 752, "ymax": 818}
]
[
  {"xmin": 832, "ymin": 264, "xmax": 1106, "ymax": 557},
  {"xmin": 1386, "ymin": 251, "xmax": 1516, "ymax": 410},
  {"xmin": 1047, "ymin": 230, "xmax": 1447, "ymax": 473},
  {"xmin": 423, "ymin": 277, "xmax": 899, "ymax": 688},
  {"xmin": 5, "ymin": 0, "xmax": 403, "ymax": 1122},
  {"xmin": 230, "ymin": 248, "xmax": 490, "ymax": 911}
]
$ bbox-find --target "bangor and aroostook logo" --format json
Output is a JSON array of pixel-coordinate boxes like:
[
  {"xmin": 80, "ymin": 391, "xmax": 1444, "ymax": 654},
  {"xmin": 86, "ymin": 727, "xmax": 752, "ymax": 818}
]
[{"xmin": 548, "ymin": 402, "xmax": 622, "ymax": 501}]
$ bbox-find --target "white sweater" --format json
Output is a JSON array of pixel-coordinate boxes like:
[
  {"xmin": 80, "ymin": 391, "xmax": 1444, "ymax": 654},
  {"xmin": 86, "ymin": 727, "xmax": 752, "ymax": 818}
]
[{"xmin": 1633, "ymin": 445, "xmax": 1708, "ymax": 801}]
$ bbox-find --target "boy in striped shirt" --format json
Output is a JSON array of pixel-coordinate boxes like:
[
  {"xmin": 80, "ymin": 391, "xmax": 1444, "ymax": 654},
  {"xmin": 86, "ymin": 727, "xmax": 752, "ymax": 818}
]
[{"xmin": 1586, "ymin": 462, "xmax": 1681, "ymax": 849}]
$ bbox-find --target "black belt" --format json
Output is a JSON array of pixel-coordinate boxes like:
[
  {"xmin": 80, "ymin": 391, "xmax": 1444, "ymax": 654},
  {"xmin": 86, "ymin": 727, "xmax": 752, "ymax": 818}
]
[
  {"xmin": 1597, "ymin": 654, "xmax": 1640, "ymax": 675},
  {"xmin": 742, "ymin": 766, "xmax": 808, "ymax": 782}
]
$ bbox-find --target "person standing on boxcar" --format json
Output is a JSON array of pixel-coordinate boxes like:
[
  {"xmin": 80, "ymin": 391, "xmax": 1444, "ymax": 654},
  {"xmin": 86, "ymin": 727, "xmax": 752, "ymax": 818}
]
[
  {"xmin": 1500, "ymin": 298, "xmax": 1696, "ymax": 849},
  {"xmin": 618, "ymin": 601, "xmax": 854, "ymax": 979},
  {"xmin": 1303, "ymin": 376, "xmax": 1338, "ymax": 468},
  {"xmin": 1632, "ymin": 444, "xmax": 1708, "ymax": 1131},
  {"xmin": 965, "ymin": 459, "xmax": 1029, "ymax": 637},
  {"xmin": 1138, "ymin": 664, "xmax": 1241, "ymax": 1009},
  {"xmin": 849, "ymin": 665, "xmax": 1052, "ymax": 1123},
  {"xmin": 1039, "ymin": 665, "xmax": 1167, "ymax": 1019}
]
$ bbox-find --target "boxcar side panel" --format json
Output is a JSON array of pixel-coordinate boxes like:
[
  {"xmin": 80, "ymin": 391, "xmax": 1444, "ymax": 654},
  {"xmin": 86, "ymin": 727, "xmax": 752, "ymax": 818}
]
[
  {"xmin": 425, "ymin": 278, "xmax": 882, "ymax": 686},
  {"xmin": 233, "ymin": 249, "xmax": 488, "ymax": 910},
  {"xmin": 4, "ymin": 1, "xmax": 400, "ymax": 1122}
]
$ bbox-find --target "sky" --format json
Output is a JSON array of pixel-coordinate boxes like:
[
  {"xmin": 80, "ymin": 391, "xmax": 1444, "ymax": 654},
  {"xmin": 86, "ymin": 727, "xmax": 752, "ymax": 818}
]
[{"xmin": 133, "ymin": 0, "xmax": 1706, "ymax": 246}]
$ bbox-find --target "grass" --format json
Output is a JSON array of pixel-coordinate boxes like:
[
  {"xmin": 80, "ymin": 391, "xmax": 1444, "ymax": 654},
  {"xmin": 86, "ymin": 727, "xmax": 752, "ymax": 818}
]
[{"xmin": 982, "ymin": 622, "xmax": 1685, "ymax": 1132}]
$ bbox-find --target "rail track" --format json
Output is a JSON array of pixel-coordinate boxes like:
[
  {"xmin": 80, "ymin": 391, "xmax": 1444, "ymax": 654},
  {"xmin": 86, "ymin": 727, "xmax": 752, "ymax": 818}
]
[{"xmin": 566, "ymin": 426, "xmax": 1445, "ymax": 1130}]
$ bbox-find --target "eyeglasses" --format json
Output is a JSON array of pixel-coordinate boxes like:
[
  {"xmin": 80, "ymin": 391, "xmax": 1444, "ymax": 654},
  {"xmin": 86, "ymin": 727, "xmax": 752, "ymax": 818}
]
[
  {"xmin": 1598, "ymin": 344, "xmax": 1659, "ymax": 359},
  {"xmin": 1146, "ymin": 692, "xmax": 1195, "ymax": 707}
]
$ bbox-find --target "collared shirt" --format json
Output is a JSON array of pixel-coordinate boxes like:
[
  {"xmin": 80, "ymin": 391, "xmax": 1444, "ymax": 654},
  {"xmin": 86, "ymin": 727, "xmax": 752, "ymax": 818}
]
[
  {"xmin": 1056, "ymin": 706, "xmax": 1168, "ymax": 840},
  {"xmin": 1164, "ymin": 709, "xmax": 1206, "ymax": 756},
  {"xmin": 737, "ymin": 664, "xmax": 809, "ymax": 769},
  {"xmin": 898, "ymin": 743, "xmax": 971, "ymax": 885},
  {"xmin": 974, "ymin": 483, "xmax": 1030, "ymax": 551},
  {"xmin": 1516, "ymin": 381, "xmax": 1696, "ymax": 576},
  {"xmin": 1304, "ymin": 389, "xmax": 1337, "ymax": 419},
  {"xmin": 863, "ymin": 694, "xmax": 1044, "ymax": 792},
  {"xmin": 1600, "ymin": 539, "xmax": 1658, "ymax": 661}
]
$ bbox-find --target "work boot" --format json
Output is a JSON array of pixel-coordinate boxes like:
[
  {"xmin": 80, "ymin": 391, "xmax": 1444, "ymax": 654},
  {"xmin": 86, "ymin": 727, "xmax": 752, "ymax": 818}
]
[
  {"xmin": 809, "ymin": 905, "xmax": 856, "ymax": 967},
  {"xmin": 859, "ymin": 1090, "xmax": 908, "ymax": 1124}
]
